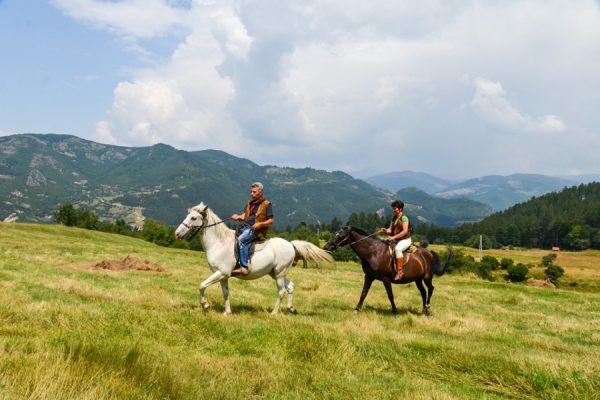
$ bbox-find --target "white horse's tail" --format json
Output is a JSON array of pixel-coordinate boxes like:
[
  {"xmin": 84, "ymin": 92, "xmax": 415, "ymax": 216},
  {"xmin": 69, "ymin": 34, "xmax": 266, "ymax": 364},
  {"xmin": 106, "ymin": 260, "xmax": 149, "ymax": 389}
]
[{"xmin": 291, "ymin": 240, "xmax": 335, "ymax": 268}]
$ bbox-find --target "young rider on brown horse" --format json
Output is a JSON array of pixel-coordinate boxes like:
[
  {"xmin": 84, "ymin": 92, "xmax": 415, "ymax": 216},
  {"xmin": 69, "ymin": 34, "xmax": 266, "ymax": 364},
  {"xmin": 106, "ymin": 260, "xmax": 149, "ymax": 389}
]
[{"xmin": 380, "ymin": 200, "xmax": 411, "ymax": 281}]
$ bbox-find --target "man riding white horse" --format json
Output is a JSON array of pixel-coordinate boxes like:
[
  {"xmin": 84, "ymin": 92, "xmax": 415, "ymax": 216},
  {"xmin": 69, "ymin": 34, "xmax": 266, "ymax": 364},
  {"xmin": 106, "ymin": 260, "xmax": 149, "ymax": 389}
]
[{"xmin": 231, "ymin": 182, "xmax": 273, "ymax": 276}]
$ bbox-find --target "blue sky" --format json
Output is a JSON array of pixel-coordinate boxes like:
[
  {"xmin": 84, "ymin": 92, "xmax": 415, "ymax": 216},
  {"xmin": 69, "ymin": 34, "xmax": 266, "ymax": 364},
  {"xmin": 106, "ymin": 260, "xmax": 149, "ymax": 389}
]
[{"xmin": 1, "ymin": 1, "xmax": 600, "ymax": 180}]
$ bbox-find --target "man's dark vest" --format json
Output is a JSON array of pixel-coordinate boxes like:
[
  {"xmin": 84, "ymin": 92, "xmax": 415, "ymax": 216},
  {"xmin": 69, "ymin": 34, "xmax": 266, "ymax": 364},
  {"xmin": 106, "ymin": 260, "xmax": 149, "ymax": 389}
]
[{"xmin": 243, "ymin": 199, "xmax": 271, "ymax": 239}]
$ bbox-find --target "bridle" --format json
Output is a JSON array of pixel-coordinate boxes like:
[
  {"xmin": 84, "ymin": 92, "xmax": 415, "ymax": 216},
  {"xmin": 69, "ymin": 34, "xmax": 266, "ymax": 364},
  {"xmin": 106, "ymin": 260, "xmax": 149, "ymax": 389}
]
[
  {"xmin": 182, "ymin": 206, "xmax": 233, "ymax": 240},
  {"xmin": 334, "ymin": 227, "xmax": 381, "ymax": 248}
]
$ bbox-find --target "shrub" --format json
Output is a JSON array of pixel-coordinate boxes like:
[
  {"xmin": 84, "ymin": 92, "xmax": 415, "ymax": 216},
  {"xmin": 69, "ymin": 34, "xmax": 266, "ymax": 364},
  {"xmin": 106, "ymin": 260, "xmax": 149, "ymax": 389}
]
[
  {"xmin": 506, "ymin": 263, "xmax": 529, "ymax": 282},
  {"xmin": 331, "ymin": 246, "xmax": 358, "ymax": 262},
  {"xmin": 440, "ymin": 247, "xmax": 477, "ymax": 274},
  {"xmin": 319, "ymin": 230, "xmax": 332, "ymax": 242},
  {"xmin": 475, "ymin": 263, "xmax": 494, "ymax": 281},
  {"xmin": 500, "ymin": 257, "xmax": 514, "ymax": 270},
  {"xmin": 541, "ymin": 253, "xmax": 557, "ymax": 267},
  {"xmin": 141, "ymin": 219, "xmax": 176, "ymax": 247},
  {"xmin": 480, "ymin": 255, "xmax": 500, "ymax": 270},
  {"xmin": 54, "ymin": 203, "xmax": 98, "ymax": 229},
  {"xmin": 544, "ymin": 264, "xmax": 565, "ymax": 285}
]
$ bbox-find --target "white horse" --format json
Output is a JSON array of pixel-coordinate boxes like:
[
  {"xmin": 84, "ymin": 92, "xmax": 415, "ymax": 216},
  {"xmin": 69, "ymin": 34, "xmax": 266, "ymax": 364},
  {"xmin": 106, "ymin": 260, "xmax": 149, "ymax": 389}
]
[{"xmin": 175, "ymin": 203, "xmax": 334, "ymax": 315}]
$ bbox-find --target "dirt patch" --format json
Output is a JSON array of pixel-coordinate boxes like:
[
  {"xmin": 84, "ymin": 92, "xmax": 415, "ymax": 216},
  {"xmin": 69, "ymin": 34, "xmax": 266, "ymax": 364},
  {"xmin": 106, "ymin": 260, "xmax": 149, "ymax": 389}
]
[
  {"xmin": 527, "ymin": 278, "xmax": 556, "ymax": 289},
  {"xmin": 91, "ymin": 255, "xmax": 165, "ymax": 272}
]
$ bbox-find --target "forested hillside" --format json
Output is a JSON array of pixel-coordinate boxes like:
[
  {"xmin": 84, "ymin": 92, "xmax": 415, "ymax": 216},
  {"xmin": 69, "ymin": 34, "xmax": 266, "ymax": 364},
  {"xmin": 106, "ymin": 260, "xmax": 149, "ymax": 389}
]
[
  {"xmin": 416, "ymin": 182, "xmax": 600, "ymax": 250},
  {"xmin": 0, "ymin": 134, "xmax": 389, "ymax": 229},
  {"xmin": 0, "ymin": 133, "xmax": 493, "ymax": 229}
]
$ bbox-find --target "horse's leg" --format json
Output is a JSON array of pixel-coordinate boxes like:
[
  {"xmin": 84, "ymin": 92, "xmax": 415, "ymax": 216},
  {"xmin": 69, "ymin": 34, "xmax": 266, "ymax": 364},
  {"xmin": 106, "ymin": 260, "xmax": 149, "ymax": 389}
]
[
  {"xmin": 424, "ymin": 277, "xmax": 434, "ymax": 316},
  {"xmin": 219, "ymin": 278, "xmax": 232, "ymax": 315},
  {"xmin": 382, "ymin": 280, "xmax": 398, "ymax": 314},
  {"xmin": 284, "ymin": 278, "xmax": 296, "ymax": 314},
  {"xmin": 415, "ymin": 279, "xmax": 429, "ymax": 315},
  {"xmin": 199, "ymin": 270, "xmax": 226, "ymax": 311},
  {"xmin": 271, "ymin": 276, "xmax": 287, "ymax": 315},
  {"xmin": 355, "ymin": 275, "xmax": 374, "ymax": 312}
]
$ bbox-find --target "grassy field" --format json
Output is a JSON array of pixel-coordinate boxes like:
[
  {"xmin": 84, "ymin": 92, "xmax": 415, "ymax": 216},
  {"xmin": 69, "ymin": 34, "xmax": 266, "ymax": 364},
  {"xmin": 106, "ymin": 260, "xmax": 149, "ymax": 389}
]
[
  {"xmin": 428, "ymin": 244, "xmax": 600, "ymax": 292},
  {"xmin": 1, "ymin": 223, "xmax": 599, "ymax": 399}
]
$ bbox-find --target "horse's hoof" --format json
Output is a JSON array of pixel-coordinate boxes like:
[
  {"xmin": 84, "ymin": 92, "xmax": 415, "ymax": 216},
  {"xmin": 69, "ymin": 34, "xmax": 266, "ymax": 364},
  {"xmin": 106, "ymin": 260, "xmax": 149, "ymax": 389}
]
[
  {"xmin": 392, "ymin": 308, "xmax": 398, "ymax": 314},
  {"xmin": 223, "ymin": 311, "xmax": 231, "ymax": 316},
  {"xmin": 201, "ymin": 303, "xmax": 211, "ymax": 311},
  {"xmin": 422, "ymin": 307, "xmax": 432, "ymax": 316},
  {"xmin": 270, "ymin": 310, "xmax": 280, "ymax": 316},
  {"xmin": 287, "ymin": 306, "xmax": 297, "ymax": 314},
  {"xmin": 353, "ymin": 308, "xmax": 361, "ymax": 314}
]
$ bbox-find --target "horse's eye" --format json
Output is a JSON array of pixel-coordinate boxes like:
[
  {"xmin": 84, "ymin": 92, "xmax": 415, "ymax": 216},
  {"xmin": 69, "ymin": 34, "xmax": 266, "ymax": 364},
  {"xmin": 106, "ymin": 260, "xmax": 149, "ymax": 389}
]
[{"xmin": 191, "ymin": 216, "xmax": 197, "ymax": 221}]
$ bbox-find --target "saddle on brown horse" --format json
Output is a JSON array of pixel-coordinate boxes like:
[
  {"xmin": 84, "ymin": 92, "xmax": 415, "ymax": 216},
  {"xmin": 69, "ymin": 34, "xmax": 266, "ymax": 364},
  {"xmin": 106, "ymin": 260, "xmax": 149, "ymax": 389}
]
[{"xmin": 386, "ymin": 241, "xmax": 415, "ymax": 272}]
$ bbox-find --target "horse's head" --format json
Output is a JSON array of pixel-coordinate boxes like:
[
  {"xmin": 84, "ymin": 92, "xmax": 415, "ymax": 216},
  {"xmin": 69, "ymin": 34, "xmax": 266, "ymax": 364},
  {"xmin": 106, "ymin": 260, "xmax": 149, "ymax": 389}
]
[
  {"xmin": 324, "ymin": 225, "xmax": 352, "ymax": 252},
  {"xmin": 175, "ymin": 203, "xmax": 208, "ymax": 240}
]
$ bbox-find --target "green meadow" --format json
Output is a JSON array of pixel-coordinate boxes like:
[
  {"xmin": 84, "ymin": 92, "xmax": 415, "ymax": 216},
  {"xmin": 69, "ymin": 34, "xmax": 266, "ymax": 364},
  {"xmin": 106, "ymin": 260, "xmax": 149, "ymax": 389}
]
[{"xmin": 1, "ymin": 223, "xmax": 599, "ymax": 399}]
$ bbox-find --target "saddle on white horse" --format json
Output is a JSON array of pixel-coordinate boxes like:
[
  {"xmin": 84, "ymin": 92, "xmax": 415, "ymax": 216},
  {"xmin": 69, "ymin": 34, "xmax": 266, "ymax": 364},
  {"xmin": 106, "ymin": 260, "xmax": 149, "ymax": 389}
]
[{"xmin": 234, "ymin": 238, "xmax": 270, "ymax": 268}]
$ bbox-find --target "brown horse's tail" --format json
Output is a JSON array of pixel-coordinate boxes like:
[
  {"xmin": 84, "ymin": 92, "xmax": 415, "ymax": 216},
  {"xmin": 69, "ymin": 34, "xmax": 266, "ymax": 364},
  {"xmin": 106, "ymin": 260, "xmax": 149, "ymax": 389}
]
[{"xmin": 431, "ymin": 248, "xmax": 453, "ymax": 276}]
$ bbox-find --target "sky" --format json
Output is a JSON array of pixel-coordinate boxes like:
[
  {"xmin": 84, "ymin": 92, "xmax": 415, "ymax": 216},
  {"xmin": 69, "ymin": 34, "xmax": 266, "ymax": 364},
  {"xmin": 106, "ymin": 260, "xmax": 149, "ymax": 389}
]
[{"xmin": 1, "ymin": 0, "xmax": 599, "ymax": 180}]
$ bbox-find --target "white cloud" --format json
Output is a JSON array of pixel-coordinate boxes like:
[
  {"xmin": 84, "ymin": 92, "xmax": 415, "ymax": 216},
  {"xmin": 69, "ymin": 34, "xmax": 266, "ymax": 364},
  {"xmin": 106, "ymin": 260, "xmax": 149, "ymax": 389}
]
[
  {"xmin": 93, "ymin": 120, "xmax": 116, "ymax": 144},
  {"xmin": 209, "ymin": 9, "xmax": 252, "ymax": 60},
  {"xmin": 51, "ymin": 0, "xmax": 600, "ymax": 177},
  {"xmin": 471, "ymin": 77, "xmax": 567, "ymax": 135},
  {"xmin": 51, "ymin": 0, "xmax": 184, "ymax": 38}
]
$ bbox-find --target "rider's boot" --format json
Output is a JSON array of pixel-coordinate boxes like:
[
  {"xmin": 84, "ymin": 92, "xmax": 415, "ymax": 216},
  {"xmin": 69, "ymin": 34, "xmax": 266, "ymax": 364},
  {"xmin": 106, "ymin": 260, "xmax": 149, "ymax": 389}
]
[
  {"xmin": 393, "ymin": 257, "xmax": 404, "ymax": 281},
  {"xmin": 231, "ymin": 263, "xmax": 249, "ymax": 276}
]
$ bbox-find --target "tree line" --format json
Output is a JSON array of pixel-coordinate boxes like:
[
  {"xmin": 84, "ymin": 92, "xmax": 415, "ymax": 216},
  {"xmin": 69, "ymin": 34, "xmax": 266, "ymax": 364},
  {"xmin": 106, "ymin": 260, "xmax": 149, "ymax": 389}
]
[
  {"xmin": 53, "ymin": 203, "xmax": 194, "ymax": 250},
  {"xmin": 414, "ymin": 182, "xmax": 600, "ymax": 250},
  {"xmin": 54, "ymin": 182, "xmax": 600, "ymax": 255}
]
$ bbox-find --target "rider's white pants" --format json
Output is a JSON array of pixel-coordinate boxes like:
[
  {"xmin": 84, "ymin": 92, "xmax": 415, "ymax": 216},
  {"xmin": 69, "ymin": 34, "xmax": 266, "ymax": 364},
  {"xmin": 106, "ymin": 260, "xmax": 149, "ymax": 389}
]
[{"xmin": 394, "ymin": 237, "xmax": 412, "ymax": 258}]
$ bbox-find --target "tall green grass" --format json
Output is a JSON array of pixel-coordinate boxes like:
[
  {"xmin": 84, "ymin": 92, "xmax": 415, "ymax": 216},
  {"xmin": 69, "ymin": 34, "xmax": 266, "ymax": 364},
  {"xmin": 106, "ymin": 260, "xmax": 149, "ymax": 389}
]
[{"xmin": 1, "ymin": 223, "xmax": 599, "ymax": 399}]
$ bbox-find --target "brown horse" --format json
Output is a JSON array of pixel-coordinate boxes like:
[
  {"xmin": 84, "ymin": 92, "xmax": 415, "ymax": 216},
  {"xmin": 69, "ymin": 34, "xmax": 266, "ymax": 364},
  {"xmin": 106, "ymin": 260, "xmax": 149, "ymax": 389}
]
[{"xmin": 324, "ymin": 226, "xmax": 452, "ymax": 315}]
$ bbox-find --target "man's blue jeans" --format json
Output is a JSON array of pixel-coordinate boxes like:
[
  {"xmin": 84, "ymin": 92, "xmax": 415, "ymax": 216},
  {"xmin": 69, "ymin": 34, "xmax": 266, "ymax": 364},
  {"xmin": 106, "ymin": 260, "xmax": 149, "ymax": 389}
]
[{"xmin": 238, "ymin": 226, "xmax": 256, "ymax": 268}]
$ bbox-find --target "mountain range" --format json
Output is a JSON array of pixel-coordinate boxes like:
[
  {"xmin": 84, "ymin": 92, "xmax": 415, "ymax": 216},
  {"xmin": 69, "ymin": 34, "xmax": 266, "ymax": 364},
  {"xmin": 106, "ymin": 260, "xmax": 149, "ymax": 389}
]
[
  {"xmin": 2, "ymin": 133, "xmax": 592, "ymax": 229},
  {"xmin": 366, "ymin": 171, "xmax": 596, "ymax": 211},
  {"xmin": 1, "ymin": 134, "xmax": 494, "ymax": 229}
]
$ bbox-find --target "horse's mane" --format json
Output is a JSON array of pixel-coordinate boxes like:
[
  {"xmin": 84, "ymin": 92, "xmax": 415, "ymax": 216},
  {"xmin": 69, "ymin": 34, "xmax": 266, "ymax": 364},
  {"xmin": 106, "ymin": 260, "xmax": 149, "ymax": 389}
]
[
  {"xmin": 348, "ymin": 226, "xmax": 387, "ymax": 244},
  {"xmin": 194, "ymin": 203, "xmax": 234, "ymax": 241},
  {"xmin": 349, "ymin": 226, "xmax": 370, "ymax": 236}
]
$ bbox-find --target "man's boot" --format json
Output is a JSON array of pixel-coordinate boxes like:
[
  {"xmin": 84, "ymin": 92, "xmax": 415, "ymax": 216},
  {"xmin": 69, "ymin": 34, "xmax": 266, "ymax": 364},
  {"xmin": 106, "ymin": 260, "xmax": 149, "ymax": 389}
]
[
  {"xmin": 393, "ymin": 257, "xmax": 404, "ymax": 281},
  {"xmin": 231, "ymin": 266, "xmax": 249, "ymax": 276},
  {"xmin": 231, "ymin": 260, "xmax": 249, "ymax": 276}
]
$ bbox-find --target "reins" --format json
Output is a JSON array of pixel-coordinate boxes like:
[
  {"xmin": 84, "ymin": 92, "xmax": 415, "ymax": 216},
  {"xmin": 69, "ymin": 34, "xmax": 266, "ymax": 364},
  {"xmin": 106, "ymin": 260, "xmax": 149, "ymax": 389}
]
[
  {"xmin": 350, "ymin": 232, "xmax": 381, "ymax": 245},
  {"xmin": 345, "ymin": 230, "xmax": 382, "ymax": 247},
  {"xmin": 203, "ymin": 216, "xmax": 233, "ymax": 229},
  {"xmin": 184, "ymin": 210, "xmax": 234, "ymax": 241}
]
